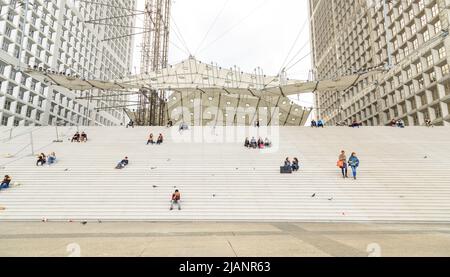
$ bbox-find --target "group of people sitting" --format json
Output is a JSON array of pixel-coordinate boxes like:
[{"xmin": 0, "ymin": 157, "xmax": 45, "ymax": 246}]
[
  {"xmin": 282, "ymin": 157, "xmax": 300, "ymax": 172},
  {"xmin": 244, "ymin": 137, "xmax": 272, "ymax": 149},
  {"xmin": 146, "ymin": 133, "xmax": 164, "ymax": 145},
  {"xmin": 310, "ymin": 119, "xmax": 325, "ymax": 128},
  {"xmin": 71, "ymin": 132, "xmax": 88, "ymax": 142},
  {"xmin": 0, "ymin": 175, "xmax": 12, "ymax": 190},
  {"xmin": 36, "ymin": 152, "xmax": 57, "ymax": 166},
  {"xmin": 390, "ymin": 119, "xmax": 405, "ymax": 128}
]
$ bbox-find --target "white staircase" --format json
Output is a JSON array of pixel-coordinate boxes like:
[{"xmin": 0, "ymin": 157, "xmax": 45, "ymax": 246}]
[{"xmin": 1, "ymin": 126, "xmax": 450, "ymax": 222}]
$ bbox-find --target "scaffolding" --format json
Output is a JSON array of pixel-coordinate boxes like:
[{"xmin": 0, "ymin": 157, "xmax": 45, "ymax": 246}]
[{"xmin": 137, "ymin": 0, "xmax": 171, "ymax": 126}]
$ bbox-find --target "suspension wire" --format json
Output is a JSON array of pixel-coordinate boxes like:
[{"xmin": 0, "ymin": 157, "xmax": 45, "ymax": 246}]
[
  {"xmin": 194, "ymin": 0, "xmax": 231, "ymax": 55},
  {"xmin": 284, "ymin": 52, "xmax": 312, "ymax": 72},
  {"xmin": 84, "ymin": 11, "xmax": 145, "ymax": 24},
  {"xmin": 197, "ymin": 0, "xmax": 270, "ymax": 55},
  {"xmin": 85, "ymin": 21, "xmax": 151, "ymax": 30},
  {"xmin": 279, "ymin": 17, "xmax": 309, "ymax": 72},
  {"xmin": 74, "ymin": 0, "xmax": 144, "ymax": 13},
  {"xmin": 102, "ymin": 30, "xmax": 151, "ymax": 42},
  {"xmin": 283, "ymin": 38, "xmax": 310, "ymax": 71},
  {"xmin": 170, "ymin": 14, "xmax": 192, "ymax": 55},
  {"xmin": 0, "ymin": 1, "xmax": 21, "ymax": 19}
]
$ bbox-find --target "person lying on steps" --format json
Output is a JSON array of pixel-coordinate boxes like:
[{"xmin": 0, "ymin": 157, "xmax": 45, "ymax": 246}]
[{"xmin": 115, "ymin": 157, "xmax": 129, "ymax": 169}]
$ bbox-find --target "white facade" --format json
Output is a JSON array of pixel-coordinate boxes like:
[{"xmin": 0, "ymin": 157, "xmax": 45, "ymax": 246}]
[
  {"xmin": 0, "ymin": 0, "xmax": 136, "ymax": 127},
  {"xmin": 309, "ymin": 0, "xmax": 450, "ymax": 126}
]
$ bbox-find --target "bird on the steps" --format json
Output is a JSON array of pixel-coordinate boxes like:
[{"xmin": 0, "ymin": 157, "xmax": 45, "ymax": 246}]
[
  {"xmin": 311, "ymin": 193, "xmax": 316, "ymax": 198},
  {"xmin": 328, "ymin": 198, "xmax": 333, "ymax": 201},
  {"xmin": 152, "ymin": 185, "xmax": 158, "ymax": 188},
  {"xmin": 81, "ymin": 221, "xmax": 87, "ymax": 225},
  {"xmin": 98, "ymin": 220, "xmax": 102, "ymax": 224},
  {"xmin": 213, "ymin": 194, "xmax": 216, "ymax": 197}
]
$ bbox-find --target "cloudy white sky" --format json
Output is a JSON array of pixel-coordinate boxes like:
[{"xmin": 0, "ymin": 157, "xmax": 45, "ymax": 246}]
[{"xmin": 132, "ymin": 0, "xmax": 314, "ymax": 108}]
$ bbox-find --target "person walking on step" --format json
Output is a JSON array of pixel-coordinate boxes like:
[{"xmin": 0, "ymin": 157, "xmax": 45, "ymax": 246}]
[
  {"xmin": 348, "ymin": 153, "xmax": 360, "ymax": 180},
  {"xmin": 0, "ymin": 175, "xmax": 12, "ymax": 190},
  {"xmin": 338, "ymin": 150, "xmax": 348, "ymax": 178},
  {"xmin": 170, "ymin": 189, "xmax": 181, "ymax": 210}
]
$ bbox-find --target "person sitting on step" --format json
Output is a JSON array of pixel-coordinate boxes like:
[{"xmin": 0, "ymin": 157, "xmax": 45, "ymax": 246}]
[
  {"xmin": 258, "ymin": 138, "xmax": 264, "ymax": 149},
  {"xmin": 250, "ymin": 137, "xmax": 257, "ymax": 149},
  {"xmin": 80, "ymin": 132, "xmax": 88, "ymax": 142},
  {"xmin": 310, "ymin": 120, "xmax": 317, "ymax": 127},
  {"xmin": 167, "ymin": 120, "xmax": 173, "ymax": 128},
  {"xmin": 396, "ymin": 119, "xmax": 405, "ymax": 128},
  {"xmin": 47, "ymin": 152, "xmax": 56, "ymax": 165},
  {"xmin": 156, "ymin": 134, "xmax": 164, "ymax": 145},
  {"xmin": 244, "ymin": 137, "xmax": 250, "ymax": 148},
  {"xmin": 264, "ymin": 138, "xmax": 272, "ymax": 148},
  {"xmin": 0, "ymin": 175, "xmax": 12, "ymax": 190},
  {"xmin": 71, "ymin": 132, "xmax": 80, "ymax": 142},
  {"xmin": 115, "ymin": 157, "xmax": 129, "ymax": 169},
  {"xmin": 317, "ymin": 119, "xmax": 324, "ymax": 128},
  {"xmin": 170, "ymin": 189, "xmax": 181, "ymax": 210},
  {"xmin": 147, "ymin": 133, "xmax": 155, "ymax": 145},
  {"xmin": 284, "ymin": 157, "xmax": 291, "ymax": 169},
  {"xmin": 126, "ymin": 120, "xmax": 134, "ymax": 128},
  {"xmin": 425, "ymin": 118, "xmax": 433, "ymax": 127},
  {"xmin": 36, "ymin": 153, "xmax": 46, "ymax": 166},
  {"xmin": 292, "ymin": 157, "xmax": 300, "ymax": 172}
]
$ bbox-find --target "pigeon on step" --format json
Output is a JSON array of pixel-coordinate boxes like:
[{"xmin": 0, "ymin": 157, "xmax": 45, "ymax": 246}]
[
  {"xmin": 81, "ymin": 221, "xmax": 87, "ymax": 225},
  {"xmin": 311, "ymin": 193, "xmax": 316, "ymax": 198}
]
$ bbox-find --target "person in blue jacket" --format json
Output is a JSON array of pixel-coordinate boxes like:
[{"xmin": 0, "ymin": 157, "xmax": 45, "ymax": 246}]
[{"xmin": 348, "ymin": 153, "xmax": 360, "ymax": 180}]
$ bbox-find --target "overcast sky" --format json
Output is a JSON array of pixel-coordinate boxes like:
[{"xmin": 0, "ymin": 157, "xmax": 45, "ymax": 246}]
[{"xmin": 133, "ymin": 0, "xmax": 314, "ymax": 108}]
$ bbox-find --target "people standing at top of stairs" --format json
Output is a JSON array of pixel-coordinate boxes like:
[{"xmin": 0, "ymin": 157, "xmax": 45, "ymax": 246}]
[
  {"xmin": 126, "ymin": 120, "xmax": 134, "ymax": 128},
  {"xmin": 147, "ymin": 133, "xmax": 155, "ymax": 145},
  {"xmin": 156, "ymin": 134, "xmax": 164, "ymax": 145},
  {"xmin": 348, "ymin": 153, "xmax": 360, "ymax": 180},
  {"xmin": 36, "ymin": 153, "xmax": 46, "ymax": 166},
  {"xmin": 425, "ymin": 118, "xmax": 434, "ymax": 127},
  {"xmin": 0, "ymin": 175, "xmax": 12, "ymax": 190},
  {"xmin": 255, "ymin": 120, "xmax": 260, "ymax": 128},
  {"xmin": 311, "ymin": 120, "xmax": 317, "ymax": 127},
  {"xmin": 337, "ymin": 151, "xmax": 348, "ymax": 178},
  {"xmin": 47, "ymin": 152, "xmax": 56, "ymax": 165},
  {"xmin": 115, "ymin": 157, "xmax": 129, "ymax": 169},
  {"xmin": 396, "ymin": 119, "xmax": 405, "ymax": 128},
  {"xmin": 71, "ymin": 132, "xmax": 80, "ymax": 142},
  {"xmin": 167, "ymin": 120, "xmax": 173, "ymax": 128},
  {"xmin": 170, "ymin": 189, "xmax": 181, "ymax": 210},
  {"xmin": 80, "ymin": 132, "xmax": 88, "ymax": 142}
]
